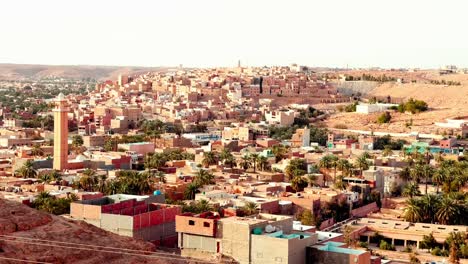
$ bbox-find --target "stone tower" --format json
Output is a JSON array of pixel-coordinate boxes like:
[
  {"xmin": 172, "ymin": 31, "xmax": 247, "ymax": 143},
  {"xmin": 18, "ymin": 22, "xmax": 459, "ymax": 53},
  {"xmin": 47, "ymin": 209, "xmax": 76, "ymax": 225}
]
[{"xmin": 53, "ymin": 93, "xmax": 69, "ymax": 171}]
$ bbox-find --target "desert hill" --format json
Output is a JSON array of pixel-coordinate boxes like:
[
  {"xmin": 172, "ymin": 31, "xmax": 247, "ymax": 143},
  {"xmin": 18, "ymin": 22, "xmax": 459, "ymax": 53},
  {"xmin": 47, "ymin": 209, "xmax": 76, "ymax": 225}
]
[
  {"xmin": 0, "ymin": 64, "xmax": 166, "ymax": 81},
  {"xmin": 324, "ymin": 71, "xmax": 468, "ymax": 134},
  {"xmin": 0, "ymin": 199, "xmax": 197, "ymax": 264}
]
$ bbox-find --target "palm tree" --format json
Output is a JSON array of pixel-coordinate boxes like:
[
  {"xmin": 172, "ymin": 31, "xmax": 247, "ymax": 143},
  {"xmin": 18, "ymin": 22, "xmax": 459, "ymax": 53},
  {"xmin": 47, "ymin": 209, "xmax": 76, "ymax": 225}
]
[
  {"xmin": 196, "ymin": 199, "xmax": 213, "ymax": 212},
  {"xmin": 421, "ymin": 165, "xmax": 434, "ymax": 194},
  {"xmin": 39, "ymin": 173, "xmax": 53, "ymax": 183},
  {"xmin": 271, "ymin": 145, "xmax": 288, "ymax": 162},
  {"xmin": 31, "ymin": 144, "xmax": 44, "ymax": 157},
  {"xmin": 40, "ymin": 170, "xmax": 61, "ymax": 184},
  {"xmin": 319, "ymin": 155, "xmax": 333, "ymax": 186},
  {"xmin": 156, "ymin": 171, "xmax": 167, "ymax": 184},
  {"xmin": 219, "ymin": 148, "xmax": 232, "ymax": 163},
  {"xmin": 329, "ymin": 155, "xmax": 339, "ymax": 183},
  {"xmin": 436, "ymin": 196, "xmax": 461, "ymax": 225},
  {"xmin": 410, "ymin": 164, "xmax": 424, "ymax": 183},
  {"xmin": 291, "ymin": 176, "xmax": 308, "ymax": 192},
  {"xmin": 382, "ymin": 146, "xmax": 393, "ymax": 157},
  {"xmin": 97, "ymin": 174, "xmax": 108, "ymax": 193},
  {"xmin": 239, "ymin": 155, "xmax": 251, "ymax": 170},
  {"xmin": 224, "ymin": 155, "xmax": 237, "ymax": 169},
  {"xmin": 433, "ymin": 167, "xmax": 446, "ymax": 194},
  {"xmin": 307, "ymin": 174, "xmax": 317, "ymax": 187},
  {"xmin": 399, "ymin": 166, "xmax": 412, "ymax": 182},
  {"xmin": 337, "ymin": 159, "xmax": 353, "ymax": 178},
  {"xmin": 15, "ymin": 160, "xmax": 37, "ymax": 178},
  {"xmin": 258, "ymin": 156, "xmax": 269, "ymax": 171},
  {"xmin": 242, "ymin": 201, "xmax": 259, "ymax": 216},
  {"xmin": 403, "ymin": 198, "xmax": 423, "ymax": 223},
  {"xmin": 355, "ymin": 154, "xmax": 370, "ymax": 176},
  {"xmin": 402, "ymin": 182, "xmax": 421, "ymax": 198},
  {"xmin": 79, "ymin": 168, "xmax": 98, "ymax": 191},
  {"xmin": 194, "ymin": 169, "xmax": 214, "ymax": 186},
  {"xmin": 184, "ymin": 183, "xmax": 198, "ymax": 200},
  {"xmin": 105, "ymin": 180, "xmax": 120, "ymax": 195},
  {"xmin": 250, "ymin": 153, "xmax": 260, "ymax": 173},
  {"xmin": 202, "ymin": 151, "xmax": 217, "ymax": 168},
  {"xmin": 420, "ymin": 194, "xmax": 441, "ymax": 223}
]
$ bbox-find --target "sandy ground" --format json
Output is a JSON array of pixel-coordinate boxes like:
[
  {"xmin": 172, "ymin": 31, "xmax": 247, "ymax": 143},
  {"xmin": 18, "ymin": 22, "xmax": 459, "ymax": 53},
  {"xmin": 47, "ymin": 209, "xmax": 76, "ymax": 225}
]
[{"xmin": 323, "ymin": 72, "xmax": 468, "ymax": 134}]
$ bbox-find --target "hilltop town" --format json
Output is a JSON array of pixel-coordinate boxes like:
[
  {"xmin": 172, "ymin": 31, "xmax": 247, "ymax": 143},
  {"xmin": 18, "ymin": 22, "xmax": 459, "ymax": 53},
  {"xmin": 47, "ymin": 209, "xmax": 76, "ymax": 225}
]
[{"xmin": 0, "ymin": 64, "xmax": 467, "ymax": 264}]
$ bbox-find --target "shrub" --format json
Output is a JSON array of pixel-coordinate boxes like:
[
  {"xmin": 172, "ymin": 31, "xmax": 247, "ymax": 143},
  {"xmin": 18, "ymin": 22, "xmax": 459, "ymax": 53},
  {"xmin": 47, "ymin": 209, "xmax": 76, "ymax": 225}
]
[
  {"xmin": 334, "ymin": 124, "xmax": 348, "ymax": 129},
  {"xmin": 379, "ymin": 240, "xmax": 396, "ymax": 251},
  {"xmin": 398, "ymin": 98, "xmax": 428, "ymax": 114},
  {"xmin": 377, "ymin": 112, "xmax": 392, "ymax": 124},
  {"xmin": 358, "ymin": 242, "xmax": 369, "ymax": 249}
]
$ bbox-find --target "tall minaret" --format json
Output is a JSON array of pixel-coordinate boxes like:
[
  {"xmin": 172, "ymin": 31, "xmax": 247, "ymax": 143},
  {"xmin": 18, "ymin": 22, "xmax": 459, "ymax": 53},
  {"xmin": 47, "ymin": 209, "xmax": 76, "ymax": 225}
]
[{"xmin": 53, "ymin": 93, "xmax": 69, "ymax": 171}]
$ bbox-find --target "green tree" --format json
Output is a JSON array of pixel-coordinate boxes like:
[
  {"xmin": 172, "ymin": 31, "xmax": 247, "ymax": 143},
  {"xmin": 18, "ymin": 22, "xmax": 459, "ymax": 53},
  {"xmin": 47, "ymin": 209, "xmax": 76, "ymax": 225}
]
[
  {"xmin": 403, "ymin": 198, "xmax": 423, "ymax": 223},
  {"xmin": 436, "ymin": 196, "xmax": 461, "ymax": 225},
  {"xmin": 72, "ymin": 135, "xmax": 84, "ymax": 147},
  {"xmin": 402, "ymin": 182, "xmax": 421, "ymax": 198},
  {"xmin": 15, "ymin": 160, "xmax": 37, "ymax": 178},
  {"xmin": 355, "ymin": 154, "xmax": 371, "ymax": 176},
  {"xmin": 202, "ymin": 151, "xmax": 218, "ymax": 168},
  {"xmin": 377, "ymin": 112, "xmax": 391, "ymax": 124},
  {"xmin": 184, "ymin": 183, "xmax": 198, "ymax": 200},
  {"xmin": 271, "ymin": 145, "xmax": 288, "ymax": 162},
  {"xmin": 257, "ymin": 156, "xmax": 269, "ymax": 171},
  {"xmin": 239, "ymin": 154, "xmax": 251, "ymax": 170},
  {"xmin": 298, "ymin": 209, "xmax": 313, "ymax": 225},
  {"xmin": 285, "ymin": 159, "xmax": 307, "ymax": 181},
  {"xmin": 291, "ymin": 176, "xmax": 308, "ymax": 192},
  {"xmin": 420, "ymin": 233, "xmax": 438, "ymax": 252},
  {"xmin": 193, "ymin": 169, "xmax": 215, "ymax": 187},
  {"xmin": 242, "ymin": 201, "xmax": 259, "ymax": 216},
  {"xmin": 31, "ymin": 144, "xmax": 44, "ymax": 157}
]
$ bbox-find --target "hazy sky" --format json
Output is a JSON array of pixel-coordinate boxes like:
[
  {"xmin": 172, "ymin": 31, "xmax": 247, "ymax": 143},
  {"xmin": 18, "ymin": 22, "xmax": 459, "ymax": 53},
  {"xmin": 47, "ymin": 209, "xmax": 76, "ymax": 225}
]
[{"xmin": 1, "ymin": 0, "xmax": 467, "ymax": 68}]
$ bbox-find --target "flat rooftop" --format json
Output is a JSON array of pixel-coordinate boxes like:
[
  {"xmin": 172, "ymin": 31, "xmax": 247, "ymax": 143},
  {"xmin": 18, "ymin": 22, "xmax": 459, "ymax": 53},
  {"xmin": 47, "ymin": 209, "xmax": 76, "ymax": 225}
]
[{"xmin": 318, "ymin": 242, "xmax": 366, "ymax": 255}]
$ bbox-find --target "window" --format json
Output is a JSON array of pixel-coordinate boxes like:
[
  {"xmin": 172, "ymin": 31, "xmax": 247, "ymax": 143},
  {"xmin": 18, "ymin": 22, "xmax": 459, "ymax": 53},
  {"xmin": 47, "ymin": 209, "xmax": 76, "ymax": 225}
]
[
  {"xmin": 189, "ymin": 220, "xmax": 195, "ymax": 226},
  {"xmin": 203, "ymin": 222, "xmax": 210, "ymax": 228}
]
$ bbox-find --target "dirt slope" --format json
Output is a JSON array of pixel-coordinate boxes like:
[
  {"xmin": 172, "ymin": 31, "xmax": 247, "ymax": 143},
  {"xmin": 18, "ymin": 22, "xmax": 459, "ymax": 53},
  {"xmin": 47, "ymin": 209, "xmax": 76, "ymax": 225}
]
[{"xmin": 0, "ymin": 199, "xmax": 198, "ymax": 264}]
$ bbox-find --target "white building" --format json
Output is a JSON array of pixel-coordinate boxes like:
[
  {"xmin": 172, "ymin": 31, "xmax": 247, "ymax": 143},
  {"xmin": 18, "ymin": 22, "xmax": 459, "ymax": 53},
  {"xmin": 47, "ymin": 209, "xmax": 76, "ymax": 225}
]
[
  {"xmin": 434, "ymin": 119, "xmax": 468, "ymax": 129},
  {"xmin": 356, "ymin": 103, "xmax": 398, "ymax": 114}
]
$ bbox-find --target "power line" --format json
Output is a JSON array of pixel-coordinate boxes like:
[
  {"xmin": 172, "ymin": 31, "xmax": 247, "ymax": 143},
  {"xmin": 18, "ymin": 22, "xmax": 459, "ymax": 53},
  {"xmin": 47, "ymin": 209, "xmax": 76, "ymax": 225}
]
[
  {"xmin": 0, "ymin": 256, "xmax": 51, "ymax": 264},
  {"xmin": 0, "ymin": 236, "xmax": 223, "ymax": 264}
]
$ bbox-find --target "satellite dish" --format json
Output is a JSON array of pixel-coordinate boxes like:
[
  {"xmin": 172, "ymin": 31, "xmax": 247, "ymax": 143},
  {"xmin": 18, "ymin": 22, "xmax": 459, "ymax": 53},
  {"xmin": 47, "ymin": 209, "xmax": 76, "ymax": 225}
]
[{"xmin": 265, "ymin": 225, "xmax": 275, "ymax": 233}]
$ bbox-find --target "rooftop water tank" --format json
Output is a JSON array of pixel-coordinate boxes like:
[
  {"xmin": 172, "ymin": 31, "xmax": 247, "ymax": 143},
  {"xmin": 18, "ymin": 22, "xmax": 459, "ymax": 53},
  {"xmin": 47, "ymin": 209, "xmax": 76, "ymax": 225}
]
[
  {"xmin": 265, "ymin": 225, "xmax": 275, "ymax": 233},
  {"xmin": 252, "ymin": 228, "xmax": 262, "ymax": 235},
  {"xmin": 153, "ymin": 190, "xmax": 162, "ymax": 195}
]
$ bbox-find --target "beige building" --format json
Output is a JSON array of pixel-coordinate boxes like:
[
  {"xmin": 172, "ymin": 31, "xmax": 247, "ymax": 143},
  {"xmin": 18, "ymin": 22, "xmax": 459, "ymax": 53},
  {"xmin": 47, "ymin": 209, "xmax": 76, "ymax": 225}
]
[
  {"xmin": 222, "ymin": 126, "xmax": 252, "ymax": 141},
  {"xmin": 177, "ymin": 213, "xmax": 317, "ymax": 264},
  {"xmin": 83, "ymin": 135, "xmax": 108, "ymax": 148},
  {"xmin": 265, "ymin": 110, "xmax": 296, "ymax": 127}
]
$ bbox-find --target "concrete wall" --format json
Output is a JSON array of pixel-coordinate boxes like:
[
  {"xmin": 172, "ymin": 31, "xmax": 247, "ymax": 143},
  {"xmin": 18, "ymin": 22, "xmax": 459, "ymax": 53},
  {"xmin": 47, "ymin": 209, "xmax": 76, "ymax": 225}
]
[
  {"xmin": 251, "ymin": 233, "xmax": 317, "ymax": 264},
  {"xmin": 100, "ymin": 213, "xmax": 133, "ymax": 237},
  {"xmin": 221, "ymin": 221, "xmax": 254, "ymax": 264},
  {"xmin": 351, "ymin": 202, "xmax": 379, "ymax": 218},
  {"xmin": 333, "ymin": 81, "xmax": 379, "ymax": 96},
  {"xmin": 181, "ymin": 233, "xmax": 218, "ymax": 253},
  {"xmin": 70, "ymin": 203, "xmax": 101, "ymax": 220},
  {"xmin": 306, "ymin": 247, "xmax": 370, "ymax": 264},
  {"xmin": 133, "ymin": 222, "xmax": 177, "ymax": 243}
]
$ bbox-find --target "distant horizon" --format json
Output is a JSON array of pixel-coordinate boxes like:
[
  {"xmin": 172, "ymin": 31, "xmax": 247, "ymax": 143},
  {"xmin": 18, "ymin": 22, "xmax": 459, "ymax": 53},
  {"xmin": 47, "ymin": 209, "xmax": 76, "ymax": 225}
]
[
  {"xmin": 0, "ymin": 62, "xmax": 455, "ymax": 71},
  {"xmin": 1, "ymin": 0, "xmax": 468, "ymax": 68}
]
